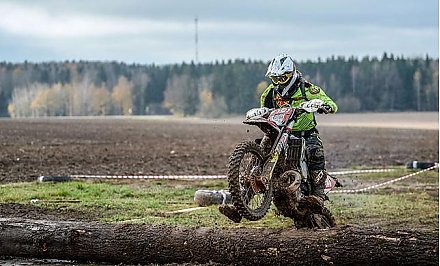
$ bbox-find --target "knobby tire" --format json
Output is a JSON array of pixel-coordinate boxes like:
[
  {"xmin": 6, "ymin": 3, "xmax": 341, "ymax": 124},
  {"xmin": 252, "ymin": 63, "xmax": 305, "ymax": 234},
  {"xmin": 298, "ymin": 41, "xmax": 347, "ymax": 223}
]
[{"xmin": 227, "ymin": 141, "xmax": 272, "ymax": 221}]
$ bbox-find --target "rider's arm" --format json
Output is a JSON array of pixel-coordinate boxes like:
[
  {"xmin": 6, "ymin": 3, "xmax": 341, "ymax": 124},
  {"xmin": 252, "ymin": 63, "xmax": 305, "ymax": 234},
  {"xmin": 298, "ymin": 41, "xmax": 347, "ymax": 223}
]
[
  {"xmin": 260, "ymin": 84, "xmax": 274, "ymax": 108},
  {"xmin": 306, "ymin": 84, "xmax": 338, "ymax": 113}
]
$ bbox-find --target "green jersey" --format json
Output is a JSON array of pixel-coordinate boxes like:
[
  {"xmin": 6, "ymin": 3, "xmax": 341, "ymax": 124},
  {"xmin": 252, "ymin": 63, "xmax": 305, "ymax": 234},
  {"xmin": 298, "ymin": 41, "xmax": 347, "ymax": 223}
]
[{"xmin": 260, "ymin": 80, "xmax": 337, "ymax": 131}]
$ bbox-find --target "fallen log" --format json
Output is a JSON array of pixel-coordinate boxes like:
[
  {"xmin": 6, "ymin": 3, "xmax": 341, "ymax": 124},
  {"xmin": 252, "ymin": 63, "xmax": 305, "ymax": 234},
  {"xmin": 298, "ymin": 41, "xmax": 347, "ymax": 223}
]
[{"xmin": 0, "ymin": 218, "xmax": 437, "ymax": 265}]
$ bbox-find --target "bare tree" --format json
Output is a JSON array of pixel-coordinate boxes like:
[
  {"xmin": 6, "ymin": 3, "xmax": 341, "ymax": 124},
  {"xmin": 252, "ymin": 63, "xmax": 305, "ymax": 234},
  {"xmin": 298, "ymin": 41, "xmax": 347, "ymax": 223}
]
[
  {"xmin": 164, "ymin": 74, "xmax": 198, "ymax": 116},
  {"xmin": 8, "ymin": 84, "xmax": 45, "ymax": 117},
  {"xmin": 413, "ymin": 69, "xmax": 422, "ymax": 111}
]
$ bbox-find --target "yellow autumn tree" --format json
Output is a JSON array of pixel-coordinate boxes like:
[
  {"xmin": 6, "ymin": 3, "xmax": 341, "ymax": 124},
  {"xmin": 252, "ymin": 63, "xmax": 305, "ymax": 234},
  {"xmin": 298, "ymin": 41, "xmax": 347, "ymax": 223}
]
[
  {"xmin": 30, "ymin": 88, "xmax": 48, "ymax": 116},
  {"xmin": 7, "ymin": 103, "xmax": 15, "ymax": 118},
  {"xmin": 198, "ymin": 89, "xmax": 227, "ymax": 118},
  {"xmin": 30, "ymin": 83, "xmax": 67, "ymax": 116},
  {"xmin": 47, "ymin": 83, "xmax": 68, "ymax": 116},
  {"xmin": 112, "ymin": 76, "xmax": 133, "ymax": 115},
  {"xmin": 90, "ymin": 84, "xmax": 111, "ymax": 115}
]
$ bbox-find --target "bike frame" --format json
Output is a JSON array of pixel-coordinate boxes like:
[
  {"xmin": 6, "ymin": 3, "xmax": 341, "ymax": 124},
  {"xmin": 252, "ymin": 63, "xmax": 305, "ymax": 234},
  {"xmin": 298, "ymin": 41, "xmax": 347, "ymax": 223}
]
[{"xmin": 244, "ymin": 107, "xmax": 309, "ymax": 183}]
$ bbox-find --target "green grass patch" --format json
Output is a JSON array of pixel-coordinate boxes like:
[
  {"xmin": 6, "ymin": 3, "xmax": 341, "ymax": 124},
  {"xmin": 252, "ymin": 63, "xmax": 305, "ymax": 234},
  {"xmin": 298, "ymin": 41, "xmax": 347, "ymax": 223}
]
[
  {"xmin": 328, "ymin": 192, "xmax": 438, "ymax": 229},
  {"xmin": 0, "ymin": 170, "xmax": 437, "ymax": 230},
  {"xmin": 341, "ymin": 168, "xmax": 436, "ymax": 181}
]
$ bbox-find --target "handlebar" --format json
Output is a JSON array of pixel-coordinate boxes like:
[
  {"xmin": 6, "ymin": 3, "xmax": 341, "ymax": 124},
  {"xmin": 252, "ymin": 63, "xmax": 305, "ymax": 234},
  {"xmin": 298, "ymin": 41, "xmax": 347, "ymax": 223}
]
[{"xmin": 246, "ymin": 100, "xmax": 326, "ymax": 120}]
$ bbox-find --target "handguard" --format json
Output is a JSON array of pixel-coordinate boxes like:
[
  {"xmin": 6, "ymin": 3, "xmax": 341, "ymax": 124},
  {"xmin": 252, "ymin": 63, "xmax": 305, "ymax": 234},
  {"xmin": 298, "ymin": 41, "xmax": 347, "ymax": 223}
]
[
  {"xmin": 299, "ymin": 99, "xmax": 324, "ymax": 113},
  {"xmin": 245, "ymin": 107, "xmax": 270, "ymax": 119}
]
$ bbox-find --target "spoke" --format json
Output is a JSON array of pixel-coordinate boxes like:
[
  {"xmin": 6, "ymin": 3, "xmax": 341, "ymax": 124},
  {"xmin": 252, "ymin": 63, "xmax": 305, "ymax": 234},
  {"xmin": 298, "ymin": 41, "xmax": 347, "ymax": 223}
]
[
  {"xmin": 244, "ymin": 185, "xmax": 253, "ymax": 202},
  {"xmin": 238, "ymin": 150, "xmax": 270, "ymax": 212},
  {"xmin": 248, "ymin": 193, "xmax": 262, "ymax": 209},
  {"xmin": 255, "ymin": 194, "xmax": 262, "ymax": 207}
]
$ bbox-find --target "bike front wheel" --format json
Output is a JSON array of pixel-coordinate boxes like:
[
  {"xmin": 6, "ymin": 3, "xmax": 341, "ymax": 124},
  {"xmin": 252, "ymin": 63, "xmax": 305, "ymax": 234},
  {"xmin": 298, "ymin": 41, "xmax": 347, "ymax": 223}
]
[{"xmin": 227, "ymin": 141, "xmax": 272, "ymax": 221}]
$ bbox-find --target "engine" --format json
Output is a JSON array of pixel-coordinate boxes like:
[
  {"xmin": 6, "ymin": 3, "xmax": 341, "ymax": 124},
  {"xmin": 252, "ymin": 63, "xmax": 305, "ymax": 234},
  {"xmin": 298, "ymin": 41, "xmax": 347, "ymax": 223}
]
[{"xmin": 286, "ymin": 135, "xmax": 303, "ymax": 168}]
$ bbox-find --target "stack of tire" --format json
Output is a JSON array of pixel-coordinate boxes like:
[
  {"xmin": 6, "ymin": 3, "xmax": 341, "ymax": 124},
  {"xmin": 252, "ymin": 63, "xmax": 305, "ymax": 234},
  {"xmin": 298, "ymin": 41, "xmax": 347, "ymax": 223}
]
[
  {"xmin": 194, "ymin": 190, "xmax": 231, "ymax": 206},
  {"xmin": 406, "ymin": 161, "xmax": 437, "ymax": 169}
]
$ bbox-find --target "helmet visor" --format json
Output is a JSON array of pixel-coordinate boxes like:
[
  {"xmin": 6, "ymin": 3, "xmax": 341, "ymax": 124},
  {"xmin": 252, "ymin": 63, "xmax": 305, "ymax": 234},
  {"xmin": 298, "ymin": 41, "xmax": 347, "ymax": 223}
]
[{"xmin": 270, "ymin": 72, "xmax": 293, "ymax": 84}]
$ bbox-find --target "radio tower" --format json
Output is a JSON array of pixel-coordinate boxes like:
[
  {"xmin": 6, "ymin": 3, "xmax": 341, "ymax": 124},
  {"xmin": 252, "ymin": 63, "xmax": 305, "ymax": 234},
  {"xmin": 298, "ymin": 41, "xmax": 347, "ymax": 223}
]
[{"xmin": 195, "ymin": 17, "xmax": 199, "ymax": 64}]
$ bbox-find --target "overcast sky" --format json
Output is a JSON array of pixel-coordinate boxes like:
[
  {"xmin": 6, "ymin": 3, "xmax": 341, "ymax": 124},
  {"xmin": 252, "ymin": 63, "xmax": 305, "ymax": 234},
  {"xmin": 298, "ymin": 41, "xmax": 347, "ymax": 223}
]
[{"xmin": 0, "ymin": 0, "xmax": 438, "ymax": 64}]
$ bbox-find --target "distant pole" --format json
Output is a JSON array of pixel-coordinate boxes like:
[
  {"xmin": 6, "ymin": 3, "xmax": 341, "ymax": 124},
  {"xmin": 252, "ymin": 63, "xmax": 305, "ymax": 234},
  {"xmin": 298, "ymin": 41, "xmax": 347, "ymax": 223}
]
[{"xmin": 195, "ymin": 17, "xmax": 199, "ymax": 64}]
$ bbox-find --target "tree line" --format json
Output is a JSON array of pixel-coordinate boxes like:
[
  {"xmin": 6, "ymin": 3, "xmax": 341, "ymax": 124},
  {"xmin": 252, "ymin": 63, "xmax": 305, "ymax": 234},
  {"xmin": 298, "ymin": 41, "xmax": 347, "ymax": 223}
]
[{"xmin": 0, "ymin": 53, "xmax": 437, "ymax": 118}]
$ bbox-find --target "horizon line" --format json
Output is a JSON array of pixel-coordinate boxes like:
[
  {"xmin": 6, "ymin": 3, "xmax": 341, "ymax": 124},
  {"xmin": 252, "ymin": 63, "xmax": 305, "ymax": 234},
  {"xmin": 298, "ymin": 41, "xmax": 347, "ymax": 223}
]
[{"xmin": 0, "ymin": 52, "xmax": 437, "ymax": 66}]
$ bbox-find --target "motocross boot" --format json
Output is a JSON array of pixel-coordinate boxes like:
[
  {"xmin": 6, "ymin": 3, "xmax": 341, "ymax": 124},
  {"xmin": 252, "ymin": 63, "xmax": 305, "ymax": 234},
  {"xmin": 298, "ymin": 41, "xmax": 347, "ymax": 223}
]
[
  {"xmin": 218, "ymin": 204, "xmax": 242, "ymax": 223},
  {"xmin": 310, "ymin": 170, "xmax": 329, "ymax": 202}
]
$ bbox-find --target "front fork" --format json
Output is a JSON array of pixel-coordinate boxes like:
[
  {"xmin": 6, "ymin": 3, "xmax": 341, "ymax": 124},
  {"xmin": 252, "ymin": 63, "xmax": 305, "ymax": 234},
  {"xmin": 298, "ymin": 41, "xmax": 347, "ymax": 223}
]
[
  {"xmin": 259, "ymin": 135, "xmax": 272, "ymax": 155},
  {"xmin": 259, "ymin": 131, "xmax": 287, "ymax": 182}
]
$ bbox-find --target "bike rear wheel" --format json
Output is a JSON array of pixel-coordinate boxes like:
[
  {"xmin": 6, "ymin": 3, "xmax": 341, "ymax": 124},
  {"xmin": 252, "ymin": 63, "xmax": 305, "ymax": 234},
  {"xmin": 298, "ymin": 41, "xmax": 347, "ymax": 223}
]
[
  {"xmin": 227, "ymin": 141, "xmax": 272, "ymax": 221},
  {"xmin": 273, "ymin": 169, "xmax": 302, "ymax": 218}
]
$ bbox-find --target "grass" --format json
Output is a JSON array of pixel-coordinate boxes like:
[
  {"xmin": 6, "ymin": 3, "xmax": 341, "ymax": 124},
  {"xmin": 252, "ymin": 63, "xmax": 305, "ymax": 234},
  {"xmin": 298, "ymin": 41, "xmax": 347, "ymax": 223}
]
[
  {"xmin": 0, "ymin": 169, "xmax": 437, "ymax": 230},
  {"xmin": 328, "ymin": 192, "xmax": 438, "ymax": 229}
]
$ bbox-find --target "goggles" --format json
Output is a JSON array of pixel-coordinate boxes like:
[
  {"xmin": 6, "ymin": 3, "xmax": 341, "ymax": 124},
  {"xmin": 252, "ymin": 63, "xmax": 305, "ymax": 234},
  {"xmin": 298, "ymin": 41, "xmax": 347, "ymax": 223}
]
[{"xmin": 269, "ymin": 72, "xmax": 293, "ymax": 84}]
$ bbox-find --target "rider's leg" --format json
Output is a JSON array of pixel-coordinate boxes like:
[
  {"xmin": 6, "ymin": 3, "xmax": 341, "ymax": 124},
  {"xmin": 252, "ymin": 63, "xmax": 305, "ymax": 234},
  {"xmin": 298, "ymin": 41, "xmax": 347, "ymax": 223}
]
[
  {"xmin": 310, "ymin": 170, "xmax": 327, "ymax": 201},
  {"xmin": 218, "ymin": 205, "xmax": 242, "ymax": 223},
  {"xmin": 304, "ymin": 131, "xmax": 328, "ymax": 201}
]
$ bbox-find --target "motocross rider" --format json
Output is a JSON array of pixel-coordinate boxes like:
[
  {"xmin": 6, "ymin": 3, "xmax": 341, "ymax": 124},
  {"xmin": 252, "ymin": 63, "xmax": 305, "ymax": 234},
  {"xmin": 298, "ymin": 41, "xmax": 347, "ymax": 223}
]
[{"xmin": 261, "ymin": 53, "xmax": 338, "ymax": 202}]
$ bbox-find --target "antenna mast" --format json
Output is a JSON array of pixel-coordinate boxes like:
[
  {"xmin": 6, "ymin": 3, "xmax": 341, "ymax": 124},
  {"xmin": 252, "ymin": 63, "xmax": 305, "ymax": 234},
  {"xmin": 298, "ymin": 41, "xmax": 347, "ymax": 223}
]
[{"xmin": 195, "ymin": 17, "xmax": 199, "ymax": 63}]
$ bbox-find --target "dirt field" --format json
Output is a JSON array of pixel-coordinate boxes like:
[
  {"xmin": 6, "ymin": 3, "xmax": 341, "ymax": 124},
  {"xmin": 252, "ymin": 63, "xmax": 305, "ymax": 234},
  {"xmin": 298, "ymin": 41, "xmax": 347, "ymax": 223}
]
[
  {"xmin": 0, "ymin": 114, "xmax": 438, "ymax": 184},
  {"xmin": 316, "ymin": 111, "xmax": 439, "ymax": 130}
]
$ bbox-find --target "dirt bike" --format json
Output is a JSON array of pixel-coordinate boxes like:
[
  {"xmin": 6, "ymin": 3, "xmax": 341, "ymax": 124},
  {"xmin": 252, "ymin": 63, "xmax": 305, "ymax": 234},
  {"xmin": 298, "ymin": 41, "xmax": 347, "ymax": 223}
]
[{"xmin": 224, "ymin": 99, "xmax": 338, "ymax": 228}]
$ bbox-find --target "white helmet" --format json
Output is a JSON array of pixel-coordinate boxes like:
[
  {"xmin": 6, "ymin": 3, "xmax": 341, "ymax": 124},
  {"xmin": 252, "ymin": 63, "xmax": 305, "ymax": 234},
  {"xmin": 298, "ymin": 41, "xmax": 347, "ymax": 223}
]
[{"xmin": 265, "ymin": 53, "xmax": 299, "ymax": 85}]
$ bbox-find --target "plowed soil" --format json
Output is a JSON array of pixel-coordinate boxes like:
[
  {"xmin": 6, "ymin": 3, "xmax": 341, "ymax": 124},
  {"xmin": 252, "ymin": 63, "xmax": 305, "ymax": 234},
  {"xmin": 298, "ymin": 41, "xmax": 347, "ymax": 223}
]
[{"xmin": 0, "ymin": 116, "xmax": 438, "ymax": 184}]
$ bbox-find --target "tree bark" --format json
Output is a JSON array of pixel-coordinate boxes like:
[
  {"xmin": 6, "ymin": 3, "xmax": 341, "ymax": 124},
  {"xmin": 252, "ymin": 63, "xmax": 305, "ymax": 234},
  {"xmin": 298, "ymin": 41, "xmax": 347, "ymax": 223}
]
[{"xmin": 0, "ymin": 218, "xmax": 437, "ymax": 265}]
